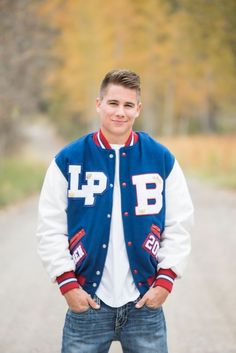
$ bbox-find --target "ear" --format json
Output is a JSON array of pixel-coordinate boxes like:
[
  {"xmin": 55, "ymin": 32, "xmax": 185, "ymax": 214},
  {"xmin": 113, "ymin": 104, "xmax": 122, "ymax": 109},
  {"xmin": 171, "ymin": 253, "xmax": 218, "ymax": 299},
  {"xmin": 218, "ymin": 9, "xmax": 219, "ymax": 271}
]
[
  {"xmin": 135, "ymin": 102, "xmax": 142, "ymax": 118},
  {"xmin": 96, "ymin": 97, "xmax": 101, "ymax": 113}
]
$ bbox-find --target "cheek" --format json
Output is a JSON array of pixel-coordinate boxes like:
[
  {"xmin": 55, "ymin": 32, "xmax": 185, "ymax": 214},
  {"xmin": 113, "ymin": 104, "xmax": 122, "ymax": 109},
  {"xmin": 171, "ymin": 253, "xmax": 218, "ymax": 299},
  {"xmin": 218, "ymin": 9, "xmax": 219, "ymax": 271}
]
[
  {"xmin": 103, "ymin": 107, "xmax": 114, "ymax": 116},
  {"xmin": 126, "ymin": 108, "xmax": 139, "ymax": 119},
  {"xmin": 127, "ymin": 113, "xmax": 138, "ymax": 122},
  {"xmin": 100, "ymin": 110, "xmax": 109, "ymax": 121}
]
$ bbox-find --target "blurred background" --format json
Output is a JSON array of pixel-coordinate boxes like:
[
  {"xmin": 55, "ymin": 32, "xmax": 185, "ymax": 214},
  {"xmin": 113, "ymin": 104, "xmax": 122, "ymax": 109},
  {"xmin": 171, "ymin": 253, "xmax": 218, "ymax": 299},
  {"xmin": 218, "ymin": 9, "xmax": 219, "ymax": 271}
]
[
  {"xmin": 0, "ymin": 0, "xmax": 236, "ymax": 208},
  {"xmin": 0, "ymin": 1, "xmax": 236, "ymax": 353}
]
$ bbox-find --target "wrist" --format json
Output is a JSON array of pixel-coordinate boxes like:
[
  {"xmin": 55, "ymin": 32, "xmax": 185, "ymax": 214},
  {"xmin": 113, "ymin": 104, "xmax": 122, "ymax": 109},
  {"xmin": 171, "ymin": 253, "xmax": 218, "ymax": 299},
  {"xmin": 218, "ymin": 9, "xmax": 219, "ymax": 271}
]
[
  {"xmin": 153, "ymin": 268, "xmax": 177, "ymax": 293},
  {"xmin": 56, "ymin": 271, "xmax": 80, "ymax": 295}
]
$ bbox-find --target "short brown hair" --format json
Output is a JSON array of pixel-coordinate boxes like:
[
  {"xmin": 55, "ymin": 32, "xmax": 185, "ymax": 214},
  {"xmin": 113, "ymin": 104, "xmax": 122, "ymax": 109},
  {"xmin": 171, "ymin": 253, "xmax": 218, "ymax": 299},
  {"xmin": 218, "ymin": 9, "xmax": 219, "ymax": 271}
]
[{"xmin": 99, "ymin": 69, "xmax": 141, "ymax": 101}]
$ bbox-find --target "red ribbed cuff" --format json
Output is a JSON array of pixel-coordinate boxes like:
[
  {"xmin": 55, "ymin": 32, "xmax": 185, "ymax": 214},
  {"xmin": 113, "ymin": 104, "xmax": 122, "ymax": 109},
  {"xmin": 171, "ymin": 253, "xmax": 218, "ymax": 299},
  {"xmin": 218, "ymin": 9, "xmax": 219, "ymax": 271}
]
[
  {"xmin": 56, "ymin": 271, "xmax": 80, "ymax": 295},
  {"xmin": 153, "ymin": 269, "xmax": 177, "ymax": 293}
]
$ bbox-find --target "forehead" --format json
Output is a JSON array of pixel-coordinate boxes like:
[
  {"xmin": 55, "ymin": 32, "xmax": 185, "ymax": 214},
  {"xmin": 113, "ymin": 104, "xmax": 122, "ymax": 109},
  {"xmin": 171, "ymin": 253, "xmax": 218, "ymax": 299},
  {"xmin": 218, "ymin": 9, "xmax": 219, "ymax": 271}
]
[{"xmin": 103, "ymin": 84, "xmax": 138, "ymax": 102}]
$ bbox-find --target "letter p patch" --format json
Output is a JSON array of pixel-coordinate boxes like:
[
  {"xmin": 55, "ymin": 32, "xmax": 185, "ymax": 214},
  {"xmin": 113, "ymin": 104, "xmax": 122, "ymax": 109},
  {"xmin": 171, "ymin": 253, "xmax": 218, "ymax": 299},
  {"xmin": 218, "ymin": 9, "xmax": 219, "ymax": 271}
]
[{"xmin": 68, "ymin": 165, "xmax": 107, "ymax": 206}]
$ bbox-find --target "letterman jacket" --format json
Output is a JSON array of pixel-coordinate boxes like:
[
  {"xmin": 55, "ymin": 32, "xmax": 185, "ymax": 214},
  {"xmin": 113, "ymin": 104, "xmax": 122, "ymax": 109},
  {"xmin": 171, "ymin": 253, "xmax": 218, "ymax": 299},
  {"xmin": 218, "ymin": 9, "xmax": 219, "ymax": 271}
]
[{"xmin": 37, "ymin": 130, "xmax": 194, "ymax": 297}]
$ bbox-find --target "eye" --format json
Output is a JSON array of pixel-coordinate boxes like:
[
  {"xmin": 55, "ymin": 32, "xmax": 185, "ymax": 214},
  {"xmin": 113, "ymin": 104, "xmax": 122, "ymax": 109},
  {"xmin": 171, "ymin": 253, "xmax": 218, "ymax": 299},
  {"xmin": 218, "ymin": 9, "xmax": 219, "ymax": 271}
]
[{"xmin": 109, "ymin": 101, "xmax": 118, "ymax": 106}]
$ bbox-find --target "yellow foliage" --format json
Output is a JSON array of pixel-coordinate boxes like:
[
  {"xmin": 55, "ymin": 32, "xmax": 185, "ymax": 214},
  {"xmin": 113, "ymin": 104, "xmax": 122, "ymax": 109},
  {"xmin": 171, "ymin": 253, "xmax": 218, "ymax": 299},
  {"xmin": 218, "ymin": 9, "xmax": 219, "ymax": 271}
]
[
  {"xmin": 38, "ymin": 0, "xmax": 236, "ymax": 134},
  {"xmin": 159, "ymin": 134, "xmax": 236, "ymax": 189}
]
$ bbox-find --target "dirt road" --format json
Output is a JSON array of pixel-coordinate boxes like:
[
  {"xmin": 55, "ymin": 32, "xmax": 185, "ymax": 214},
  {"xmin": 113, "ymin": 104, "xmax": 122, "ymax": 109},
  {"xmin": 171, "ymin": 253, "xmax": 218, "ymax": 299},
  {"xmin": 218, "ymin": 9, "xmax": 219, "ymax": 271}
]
[{"xmin": 0, "ymin": 178, "xmax": 236, "ymax": 353}]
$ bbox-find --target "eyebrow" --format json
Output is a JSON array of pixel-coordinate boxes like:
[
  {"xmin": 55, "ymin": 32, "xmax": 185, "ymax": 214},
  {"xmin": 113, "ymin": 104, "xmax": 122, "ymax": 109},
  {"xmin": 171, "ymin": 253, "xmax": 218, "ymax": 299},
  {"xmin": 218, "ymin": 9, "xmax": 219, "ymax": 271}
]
[{"xmin": 107, "ymin": 99, "xmax": 135, "ymax": 106}]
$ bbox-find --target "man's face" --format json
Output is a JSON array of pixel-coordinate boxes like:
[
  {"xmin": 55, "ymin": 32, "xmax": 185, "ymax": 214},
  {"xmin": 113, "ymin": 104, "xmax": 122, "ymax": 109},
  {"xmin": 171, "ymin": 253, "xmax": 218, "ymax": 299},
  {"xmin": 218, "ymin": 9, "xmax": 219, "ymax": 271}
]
[{"xmin": 96, "ymin": 84, "xmax": 142, "ymax": 144}]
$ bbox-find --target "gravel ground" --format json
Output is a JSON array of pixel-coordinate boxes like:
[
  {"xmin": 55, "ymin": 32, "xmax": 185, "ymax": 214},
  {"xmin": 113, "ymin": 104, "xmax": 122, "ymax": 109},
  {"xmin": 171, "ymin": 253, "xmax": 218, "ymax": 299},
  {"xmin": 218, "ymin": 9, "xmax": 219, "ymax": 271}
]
[{"xmin": 0, "ymin": 178, "xmax": 236, "ymax": 353}]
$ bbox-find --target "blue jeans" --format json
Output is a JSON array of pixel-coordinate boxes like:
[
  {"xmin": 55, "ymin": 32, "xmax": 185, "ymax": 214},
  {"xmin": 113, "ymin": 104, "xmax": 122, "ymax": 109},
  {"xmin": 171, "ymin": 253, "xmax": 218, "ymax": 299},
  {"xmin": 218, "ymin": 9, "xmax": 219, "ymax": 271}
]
[
  {"xmin": 61, "ymin": 296, "xmax": 168, "ymax": 353},
  {"xmin": 61, "ymin": 296, "xmax": 167, "ymax": 353}
]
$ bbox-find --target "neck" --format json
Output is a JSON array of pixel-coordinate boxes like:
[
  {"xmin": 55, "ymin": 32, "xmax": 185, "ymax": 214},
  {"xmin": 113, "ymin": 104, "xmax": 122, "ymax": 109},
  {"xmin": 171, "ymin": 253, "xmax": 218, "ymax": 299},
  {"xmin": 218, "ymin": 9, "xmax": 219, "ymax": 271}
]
[{"xmin": 100, "ymin": 128, "xmax": 132, "ymax": 145}]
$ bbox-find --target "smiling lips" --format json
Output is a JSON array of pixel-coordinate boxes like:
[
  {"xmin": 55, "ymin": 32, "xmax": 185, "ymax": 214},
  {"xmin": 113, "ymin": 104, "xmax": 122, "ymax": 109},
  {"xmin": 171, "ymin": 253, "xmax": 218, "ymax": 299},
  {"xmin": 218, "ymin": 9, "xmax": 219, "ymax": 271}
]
[{"xmin": 112, "ymin": 119, "xmax": 127, "ymax": 124}]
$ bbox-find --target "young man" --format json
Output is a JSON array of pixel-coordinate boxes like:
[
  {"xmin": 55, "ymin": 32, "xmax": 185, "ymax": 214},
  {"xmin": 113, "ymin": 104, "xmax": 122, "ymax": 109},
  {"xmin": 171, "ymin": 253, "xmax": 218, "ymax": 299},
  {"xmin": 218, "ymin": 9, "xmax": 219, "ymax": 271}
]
[{"xmin": 37, "ymin": 69, "xmax": 194, "ymax": 353}]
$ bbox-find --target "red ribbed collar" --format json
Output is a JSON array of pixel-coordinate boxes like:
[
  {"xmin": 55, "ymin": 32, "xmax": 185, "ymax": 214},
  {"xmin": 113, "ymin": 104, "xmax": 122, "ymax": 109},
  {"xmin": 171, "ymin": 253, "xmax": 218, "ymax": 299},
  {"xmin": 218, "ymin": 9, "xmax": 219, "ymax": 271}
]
[{"xmin": 93, "ymin": 129, "xmax": 139, "ymax": 149}]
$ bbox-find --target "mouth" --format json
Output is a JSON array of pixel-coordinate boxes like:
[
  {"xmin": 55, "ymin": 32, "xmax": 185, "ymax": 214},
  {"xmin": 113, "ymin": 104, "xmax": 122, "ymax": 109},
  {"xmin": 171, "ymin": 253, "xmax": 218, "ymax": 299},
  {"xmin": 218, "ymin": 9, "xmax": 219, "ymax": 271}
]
[{"xmin": 112, "ymin": 120, "xmax": 127, "ymax": 124}]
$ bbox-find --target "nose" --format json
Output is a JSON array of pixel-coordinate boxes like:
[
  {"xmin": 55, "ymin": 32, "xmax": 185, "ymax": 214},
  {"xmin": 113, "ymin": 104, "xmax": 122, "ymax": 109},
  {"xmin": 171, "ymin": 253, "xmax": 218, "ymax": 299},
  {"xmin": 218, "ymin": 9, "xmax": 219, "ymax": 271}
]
[{"xmin": 115, "ymin": 105, "xmax": 125, "ymax": 117}]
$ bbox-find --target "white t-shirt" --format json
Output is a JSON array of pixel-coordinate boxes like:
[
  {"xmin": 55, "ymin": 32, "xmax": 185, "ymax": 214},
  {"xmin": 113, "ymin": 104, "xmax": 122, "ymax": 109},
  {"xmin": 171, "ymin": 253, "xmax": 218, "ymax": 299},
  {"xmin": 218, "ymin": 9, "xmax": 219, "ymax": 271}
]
[{"xmin": 96, "ymin": 144, "xmax": 139, "ymax": 307}]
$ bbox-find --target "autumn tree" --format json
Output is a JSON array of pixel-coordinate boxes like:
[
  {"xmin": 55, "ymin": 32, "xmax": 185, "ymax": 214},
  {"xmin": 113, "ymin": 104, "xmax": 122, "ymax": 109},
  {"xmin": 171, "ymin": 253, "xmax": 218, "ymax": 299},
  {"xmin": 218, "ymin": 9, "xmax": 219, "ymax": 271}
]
[
  {"xmin": 0, "ymin": 0, "xmax": 55, "ymax": 156},
  {"xmin": 42, "ymin": 0, "xmax": 236, "ymax": 137}
]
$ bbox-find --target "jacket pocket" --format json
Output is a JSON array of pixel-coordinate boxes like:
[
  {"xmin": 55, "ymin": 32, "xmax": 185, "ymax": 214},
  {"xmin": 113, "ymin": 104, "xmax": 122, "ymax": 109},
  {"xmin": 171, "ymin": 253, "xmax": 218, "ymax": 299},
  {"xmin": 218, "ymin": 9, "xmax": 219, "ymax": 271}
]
[{"xmin": 69, "ymin": 228, "xmax": 87, "ymax": 267}]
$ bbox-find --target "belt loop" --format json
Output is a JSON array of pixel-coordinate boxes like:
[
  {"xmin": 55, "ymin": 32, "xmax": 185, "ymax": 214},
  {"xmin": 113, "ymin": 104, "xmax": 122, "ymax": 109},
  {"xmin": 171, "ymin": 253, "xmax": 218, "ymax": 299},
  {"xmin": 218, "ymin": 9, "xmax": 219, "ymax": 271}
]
[{"xmin": 133, "ymin": 296, "xmax": 141, "ymax": 304}]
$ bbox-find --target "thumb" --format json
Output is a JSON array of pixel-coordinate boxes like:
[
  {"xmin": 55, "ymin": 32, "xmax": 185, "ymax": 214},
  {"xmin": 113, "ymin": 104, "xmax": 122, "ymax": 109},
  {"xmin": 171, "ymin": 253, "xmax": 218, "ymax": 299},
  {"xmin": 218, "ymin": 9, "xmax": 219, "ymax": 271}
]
[
  {"xmin": 88, "ymin": 295, "xmax": 100, "ymax": 309},
  {"xmin": 135, "ymin": 296, "xmax": 146, "ymax": 309}
]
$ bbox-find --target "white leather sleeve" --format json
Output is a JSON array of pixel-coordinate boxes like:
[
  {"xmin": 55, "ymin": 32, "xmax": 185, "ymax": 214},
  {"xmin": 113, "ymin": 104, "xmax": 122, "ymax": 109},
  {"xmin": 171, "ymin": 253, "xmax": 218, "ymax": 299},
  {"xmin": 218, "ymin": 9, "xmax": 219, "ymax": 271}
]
[
  {"xmin": 36, "ymin": 159, "xmax": 75, "ymax": 281},
  {"xmin": 157, "ymin": 159, "xmax": 194, "ymax": 277}
]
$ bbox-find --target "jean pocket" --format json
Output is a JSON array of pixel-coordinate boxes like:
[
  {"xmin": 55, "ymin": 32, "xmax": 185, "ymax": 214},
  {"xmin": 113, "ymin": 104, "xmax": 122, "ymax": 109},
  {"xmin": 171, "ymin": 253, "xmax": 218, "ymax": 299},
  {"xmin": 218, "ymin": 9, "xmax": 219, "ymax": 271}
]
[
  {"xmin": 65, "ymin": 307, "xmax": 92, "ymax": 331},
  {"xmin": 68, "ymin": 306, "xmax": 91, "ymax": 315},
  {"xmin": 143, "ymin": 304, "xmax": 162, "ymax": 312}
]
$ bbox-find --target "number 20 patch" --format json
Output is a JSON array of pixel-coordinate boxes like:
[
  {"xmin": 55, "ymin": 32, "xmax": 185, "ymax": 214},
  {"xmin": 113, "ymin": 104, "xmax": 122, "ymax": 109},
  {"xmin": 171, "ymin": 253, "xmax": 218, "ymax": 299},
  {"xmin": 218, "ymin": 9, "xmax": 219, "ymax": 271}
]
[{"xmin": 142, "ymin": 231, "xmax": 160, "ymax": 258}]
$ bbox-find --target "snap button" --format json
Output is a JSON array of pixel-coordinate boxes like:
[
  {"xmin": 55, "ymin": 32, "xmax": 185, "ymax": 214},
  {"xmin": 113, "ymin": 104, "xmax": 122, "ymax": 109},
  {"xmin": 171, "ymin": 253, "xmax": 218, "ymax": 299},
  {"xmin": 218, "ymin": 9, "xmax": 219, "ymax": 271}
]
[
  {"xmin": 138, "ymin": 282, "xmax": 143, "ymax": 287},
  {"xmin": 122, "ymin": 182, "xmax": 127, "ymax": 187},
  {"xmin": 107, "ymin": 214, "xmax": 111, "ymax": 218},
  {"xmin": 124, "ymin": 211, "xmax": 129, "ymax": 216},
  {"xmin": 110, "ymin": 183, "xmax": 114, "ymax": 188},
  {"xmin": 121, "ymin": 152, "xmax": 126, "ymax": 157},
  {"xmin": 96, "ymin": 271, "xmax": 101, "ymax": 276},
  {"xmin": 133, "ymin": 269, "xmax": 138, "ymax": 274},
  {"xmin": 109, "ymin": 154, "xmax": 114, "ymax": 158},
  {"xmin": 102, "ymin": 244, "xmax": 107, "ymax": 248},
  {"xmin": 127, "ymin": 241, "xmax": 133, "ymax": 246},
  {"xmin": 93, "ymin": 283, "xmax": 97, "ymax": 287}
]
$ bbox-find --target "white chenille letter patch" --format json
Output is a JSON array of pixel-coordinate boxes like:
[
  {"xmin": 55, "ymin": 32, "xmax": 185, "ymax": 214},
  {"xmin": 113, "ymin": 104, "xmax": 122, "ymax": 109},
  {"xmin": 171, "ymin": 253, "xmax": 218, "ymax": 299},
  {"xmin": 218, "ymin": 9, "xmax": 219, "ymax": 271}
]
[
  {"xmin": 132, "ymin": 173, "xmax": 163, "ymax": 215},
  {"xmin": 68, "ymin": 165, "xmax": 107, "ymax": 205}
]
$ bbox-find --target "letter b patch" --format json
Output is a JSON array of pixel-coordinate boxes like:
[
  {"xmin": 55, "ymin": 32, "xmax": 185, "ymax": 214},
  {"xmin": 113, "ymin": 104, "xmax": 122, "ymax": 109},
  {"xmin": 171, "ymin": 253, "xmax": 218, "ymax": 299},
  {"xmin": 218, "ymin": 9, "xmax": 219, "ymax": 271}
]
[{"xmin": 132, "ymin": 173, "xmax": 163, "ymax": 215}]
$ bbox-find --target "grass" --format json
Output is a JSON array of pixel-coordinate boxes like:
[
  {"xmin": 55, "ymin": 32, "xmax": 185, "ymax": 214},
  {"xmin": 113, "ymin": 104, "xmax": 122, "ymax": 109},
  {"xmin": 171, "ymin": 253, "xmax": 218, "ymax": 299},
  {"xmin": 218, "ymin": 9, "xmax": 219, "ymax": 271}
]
[
  {"xmin": 0, "ymin": 157, "xmax": 46, "ymax": 209},
  {"xmin": 158, "ymin": 134, "xmax": 236, "ymax": 189}
]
